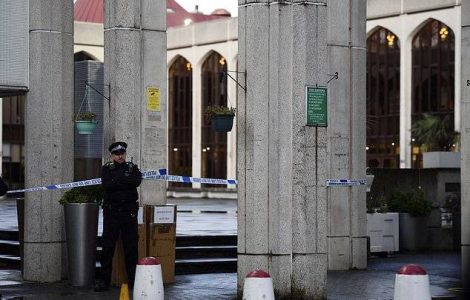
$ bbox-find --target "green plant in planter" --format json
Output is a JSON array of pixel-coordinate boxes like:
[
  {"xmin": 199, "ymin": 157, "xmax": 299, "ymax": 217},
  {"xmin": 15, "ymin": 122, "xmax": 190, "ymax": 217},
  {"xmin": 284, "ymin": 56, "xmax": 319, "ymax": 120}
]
[
  {"xmin": 75, "ymin": 112, "xmax": 97, "ymax": 122},
  {"xmin": 74, "ymin": 112, "xmax": 98, "ymax": 135},
  {"xmin": 387, "ymin": 188, "xmax": 432, "ymax": 216},
  {"xmin": 204, "ymin": 105, "xmax": 236, "ymax": 118},
  {"xmin": 411, "ymin": 113, "xmax": 458, "ymax": 151},
  {"xmin": 59, "ymin": 185, "xmax": 103, "ymax": 205},
  {"xmin": 367, "ymin": 194, "xmax": 389, "ymax": 213}
]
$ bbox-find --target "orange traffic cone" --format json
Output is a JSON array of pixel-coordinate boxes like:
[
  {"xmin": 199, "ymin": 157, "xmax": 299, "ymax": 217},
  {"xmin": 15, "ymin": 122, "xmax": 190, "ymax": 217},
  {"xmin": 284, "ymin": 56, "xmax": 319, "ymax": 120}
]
[{"xmin": 119, "ymin": 283, "xmax": 130, "ymax": 300}]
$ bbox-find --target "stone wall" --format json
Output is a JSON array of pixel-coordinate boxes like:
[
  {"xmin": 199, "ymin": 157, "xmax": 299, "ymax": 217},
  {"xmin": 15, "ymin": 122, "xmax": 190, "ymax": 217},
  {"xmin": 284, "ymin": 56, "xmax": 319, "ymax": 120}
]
[{"xmin": 367, "ymin": 0, "xmax": 460, "ymax": 19}]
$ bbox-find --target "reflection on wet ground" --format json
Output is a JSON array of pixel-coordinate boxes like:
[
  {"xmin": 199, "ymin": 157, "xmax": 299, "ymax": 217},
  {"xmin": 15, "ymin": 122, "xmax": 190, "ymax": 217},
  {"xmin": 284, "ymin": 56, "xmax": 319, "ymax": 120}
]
[{"xmin": 0, "ymin": 198, "xmax": 238, "ymax": 236}]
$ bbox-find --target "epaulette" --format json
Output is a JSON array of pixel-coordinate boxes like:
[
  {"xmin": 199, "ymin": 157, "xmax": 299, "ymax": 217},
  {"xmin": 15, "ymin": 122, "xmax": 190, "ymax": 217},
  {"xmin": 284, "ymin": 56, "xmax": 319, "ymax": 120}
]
[{"xmin": 104, "ymin": 162, "xmax": 115, "ymax": 169}]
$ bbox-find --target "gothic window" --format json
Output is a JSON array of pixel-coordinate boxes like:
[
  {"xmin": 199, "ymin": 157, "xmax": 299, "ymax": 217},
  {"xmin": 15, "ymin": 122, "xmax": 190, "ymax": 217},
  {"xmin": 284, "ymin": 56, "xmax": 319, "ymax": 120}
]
[
  {"xmin": 367, "ymin": 27, "xmax": 400, "ymax": 168},
  {"xmin": 201, "ymin": 52, "xmax": 228, "ymax": 186},
  {"xmin": 411, "ymin": 19, "xmax": 455, "ymax": 168},
  {"xmin": 169, "ymin": 56, "xmax": 193, "ymax": 187}
]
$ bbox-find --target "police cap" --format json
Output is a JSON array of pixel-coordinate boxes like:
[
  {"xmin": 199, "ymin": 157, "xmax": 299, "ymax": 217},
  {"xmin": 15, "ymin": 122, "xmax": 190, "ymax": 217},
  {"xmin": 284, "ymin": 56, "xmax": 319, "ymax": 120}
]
[{"xmin": 108, "ymin": 141, "xmax": 127, "ymax": 154}]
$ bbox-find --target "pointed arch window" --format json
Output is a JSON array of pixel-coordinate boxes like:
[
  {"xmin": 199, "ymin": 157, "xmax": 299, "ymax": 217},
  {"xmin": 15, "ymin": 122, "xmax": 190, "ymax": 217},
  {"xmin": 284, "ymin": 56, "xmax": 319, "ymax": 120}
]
[
  {"xmin": 411, "ymin": 19, "xmax": 455, "ymax": 168},
  {"xmin": 169, "ymin": 56, "xmax": 193, "ymax": 187},
  {"xmin": 366, "ymin": 27, "xmax": 400, "ymax": 168},
  {"xmin": 201, "ymin": 52, "xmax": 228, "ymax": 186},
  {"xmin": 74, "ymin": 51, "xmax": 97, "ymax": 61}
]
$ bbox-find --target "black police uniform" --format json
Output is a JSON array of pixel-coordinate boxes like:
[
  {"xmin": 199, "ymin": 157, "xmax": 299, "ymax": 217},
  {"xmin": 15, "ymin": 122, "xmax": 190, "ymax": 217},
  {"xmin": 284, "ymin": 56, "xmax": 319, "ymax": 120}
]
[
  {"xmin": 0, "ymin": 177, "xmax": 8, "ymax": 196},
  {"xmin": 97, "ymin": 158, "xmax": 142, "ymax": 290}
]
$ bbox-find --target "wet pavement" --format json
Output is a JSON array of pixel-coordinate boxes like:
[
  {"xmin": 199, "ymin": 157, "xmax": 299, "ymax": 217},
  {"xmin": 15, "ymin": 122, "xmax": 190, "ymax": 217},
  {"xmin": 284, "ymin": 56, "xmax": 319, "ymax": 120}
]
[
  {"xmin": 1, "ymin": 252, "xmax": 468, "ymax": 299},
  {"xmin": 168, "ymin": 198, "xmax": 237, "ymax": 236},
  {"xmin": 0, "ymin": 198, "xmax": 237, "ymax": 236},
  {"xmin": 1, "ymin": 198, "xmax": 469, "ymax": 299}
]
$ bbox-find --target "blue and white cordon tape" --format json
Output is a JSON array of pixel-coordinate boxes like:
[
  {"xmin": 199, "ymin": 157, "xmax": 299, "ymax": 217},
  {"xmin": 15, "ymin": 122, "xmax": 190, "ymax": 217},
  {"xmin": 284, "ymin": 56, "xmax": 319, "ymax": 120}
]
[
  {"xmin": 7, "ymin": 168, "xmax": 238, "ymax": 194},
  {"xmin": 326, "ymin": 179, "xmax": 367, "ymax": 187}
]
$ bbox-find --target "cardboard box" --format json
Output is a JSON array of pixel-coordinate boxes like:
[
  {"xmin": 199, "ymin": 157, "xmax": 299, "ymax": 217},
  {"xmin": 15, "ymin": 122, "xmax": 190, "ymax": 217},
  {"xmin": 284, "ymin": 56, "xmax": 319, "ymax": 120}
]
[
  {"xmin": 110, "ymin": 205, "xmax": 177, "ymax": 286},
  {"xmin": 148, "ymin": 223, "xmax": 176, "ymax": 283}
]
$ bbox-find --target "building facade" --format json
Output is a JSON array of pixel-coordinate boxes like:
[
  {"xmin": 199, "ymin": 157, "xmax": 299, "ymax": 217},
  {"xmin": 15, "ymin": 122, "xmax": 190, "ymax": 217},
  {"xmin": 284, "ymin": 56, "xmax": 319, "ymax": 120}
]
[
  {"xmin": 0, "ymin": 0, "xmax": 463, "ymax": 189},
  {"xmin": 366, "ymin": 1, "xmax": 460, "ymax": 169}
]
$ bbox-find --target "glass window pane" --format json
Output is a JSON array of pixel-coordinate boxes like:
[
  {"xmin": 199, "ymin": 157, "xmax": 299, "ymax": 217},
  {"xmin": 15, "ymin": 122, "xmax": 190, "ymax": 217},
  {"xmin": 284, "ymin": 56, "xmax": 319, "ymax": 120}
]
[
  {"xmin": 411, "ymin": 19, "xmax": 455, "ymax": 168},
  {"xmin": 168, "ymin": 56, "xmax": 193, "ymax": 187},
  {"xmin": 201, "ymin": 52, "xmax": 228, "ymax": 186},
  {"xmin": 366, "ymin": 27, "xmax": 400, "ymax": 168}
]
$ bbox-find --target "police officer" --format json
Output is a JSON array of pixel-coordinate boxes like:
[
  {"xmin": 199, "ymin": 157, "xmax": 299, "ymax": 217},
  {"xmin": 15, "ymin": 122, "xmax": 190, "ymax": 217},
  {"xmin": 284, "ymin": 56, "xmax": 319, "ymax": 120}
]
[
  {"xmin": 0, "ymin": 177, "xmax": 8, "ymax": 196},
  {"xmin": 95, "ymin": 141, "xmax": 142, "ymax": 292}
]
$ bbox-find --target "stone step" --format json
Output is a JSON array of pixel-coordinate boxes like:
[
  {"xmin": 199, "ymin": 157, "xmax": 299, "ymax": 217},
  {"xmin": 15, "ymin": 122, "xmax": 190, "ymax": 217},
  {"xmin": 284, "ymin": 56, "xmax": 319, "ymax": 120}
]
[{"xmin": 176, "ymin": 245, "xmax": 237, "ymax": 260}]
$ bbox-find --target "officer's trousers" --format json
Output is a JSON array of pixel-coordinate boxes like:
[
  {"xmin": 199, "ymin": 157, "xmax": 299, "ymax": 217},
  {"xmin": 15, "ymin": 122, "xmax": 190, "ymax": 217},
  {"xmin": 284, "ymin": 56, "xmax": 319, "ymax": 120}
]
[{"xmin": 99, "ymin": 207, "xmax": 138, "ymax": 287}]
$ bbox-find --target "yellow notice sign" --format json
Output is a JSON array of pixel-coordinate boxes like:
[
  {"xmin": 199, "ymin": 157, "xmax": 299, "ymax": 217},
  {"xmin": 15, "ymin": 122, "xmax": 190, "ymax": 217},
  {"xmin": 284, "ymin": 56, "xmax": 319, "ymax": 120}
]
[{"xmin": 147, "ymin": 87, "xmax": 160, "ymax": 112}]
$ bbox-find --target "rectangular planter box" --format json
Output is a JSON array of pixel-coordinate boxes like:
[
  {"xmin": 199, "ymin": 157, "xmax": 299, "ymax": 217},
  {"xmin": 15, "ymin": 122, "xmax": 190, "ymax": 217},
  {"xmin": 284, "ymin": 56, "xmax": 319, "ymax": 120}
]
[
  {"xmin": 423, "ymin": 151, "xmax": 460, "ymax": 168},
  {"xmin": 398, "ymin": 213, "xmax": 427, "ymax": 252},
  {"xmin": 366, "ymin": 213, "xmax": 399, "ymax": 253}
]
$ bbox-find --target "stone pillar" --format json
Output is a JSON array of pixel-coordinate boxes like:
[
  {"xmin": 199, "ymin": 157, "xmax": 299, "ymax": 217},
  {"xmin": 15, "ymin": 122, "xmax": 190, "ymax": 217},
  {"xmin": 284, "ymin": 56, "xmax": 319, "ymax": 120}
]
[
  {"xmin": 461, "ymin": 0, "xmax": 470, "ymax": 289},
  {"xmin": 104, "ymin": 0, "xmax": 167, "ymax": 205},
  {"xmin": 226, "ymin": 57, "xmax": 237, "ymax": 183},
  {"xmin": 400, "ymin": 37, "xmax": 413, "ymax": 168},
  {"xmin": 327, "ymin": 0, "xmax": 367, "ymax": 270},
  {"xmin": 192, "ymin": 62, "xmax": 202, "ymax": 189},
  {"xmin": 24, "ymin": 0, "xmax": 74, "ymax": 281},
  {"xmin": 238, "ymin": 0, "xmax": 333, "ymax": 298}
]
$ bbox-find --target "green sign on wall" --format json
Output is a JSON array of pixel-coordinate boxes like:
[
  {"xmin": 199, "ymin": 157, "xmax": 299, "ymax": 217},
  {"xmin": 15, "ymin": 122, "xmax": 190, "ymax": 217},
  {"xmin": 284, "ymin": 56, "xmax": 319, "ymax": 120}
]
[{"xmin": 306, "ymin": 86, "xmax": 327, "ymax": 127}]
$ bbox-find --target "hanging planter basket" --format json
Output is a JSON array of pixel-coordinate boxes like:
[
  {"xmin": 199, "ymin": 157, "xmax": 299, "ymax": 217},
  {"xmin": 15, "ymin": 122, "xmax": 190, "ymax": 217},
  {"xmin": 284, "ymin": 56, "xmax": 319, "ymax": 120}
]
[
  {"xmin": 74, "ymin": 84, "xmax": 98, "ymax": 135},
  {"xmin": 75, "ymin": 120, "xmax": 98, "ymax": 135},
  {"xmin": 211, "ymin": 114, "xmax": 235, "ymax": 133}
]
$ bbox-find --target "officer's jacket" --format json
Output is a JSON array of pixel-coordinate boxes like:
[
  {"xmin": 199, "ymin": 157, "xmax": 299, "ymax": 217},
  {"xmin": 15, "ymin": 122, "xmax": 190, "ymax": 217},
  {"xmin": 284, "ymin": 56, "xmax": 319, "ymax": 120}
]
[
  {"xmin": 0, "ymin": 177, "xmax": 8, "ymax": 196},
  {"xmin": 101, "ymin": 161, "xmax": 142, "ymax": 208}
]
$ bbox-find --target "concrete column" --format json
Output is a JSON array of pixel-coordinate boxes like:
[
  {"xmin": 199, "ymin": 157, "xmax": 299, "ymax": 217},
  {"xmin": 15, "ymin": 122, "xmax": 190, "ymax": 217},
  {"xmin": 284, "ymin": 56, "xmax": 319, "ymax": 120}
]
[
  {"xmin": 461, "ymin": 0, "xmax": 470, "ymax": 288},
  {"xmin": 192, "ymin": 62, "xmax": 202, "ymax": 189},
  {"xmin": 238, "ymin": 0, "xmax": 357, "ymax": 297},
  {"xmin": 226, "ymin": 57, "xmax": 237, "ymax": 184},
  {"xmin": 400, "ymin": 35, "xmax": 412, "ymax": 168},
  {"xmin": 327, "ymin": 0, "xmax": 367, "ymax": 270},
  {"xmin": 104, "ymin": 0, "xmax": 167, "ymax": 205},
  {"xmin": 24, "ymin": 0, "xmax": 74, "ymax": 281}
]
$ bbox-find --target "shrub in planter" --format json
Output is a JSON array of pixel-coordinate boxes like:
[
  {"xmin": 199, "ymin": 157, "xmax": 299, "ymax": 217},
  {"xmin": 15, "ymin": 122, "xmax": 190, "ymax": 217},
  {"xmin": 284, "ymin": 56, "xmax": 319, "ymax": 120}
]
[
  {"xmin": 387, "ymin": 189, "xmax": 432, "ymax": 217},
  {"xmin": 204, "ymin": 105, "xmax": 236, "ymax": 117},
  {"xmin": 59, "ymin": 185, "xmax": 103, "ymax": 205},
  {"xmin": 60, "ymin": 185, "xmax": 103, "ymax": 286},
  {"xmin": 386, "ymin": 188, "xmax": 432, "ymax": 251},
  {"xmin": 74, "ymin": 112, "xmax": 98, "ymax": 135},
  {"xmin": 411, "ymin": 113, "xmax": 458, "ymax": 152},
  {"xmin": 75, "ymin": 112, "xmax": 97, "ymax": 122},
  {"xmin": 367, "ymin": 194, "xmax": 389, "ymax": 213}
]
